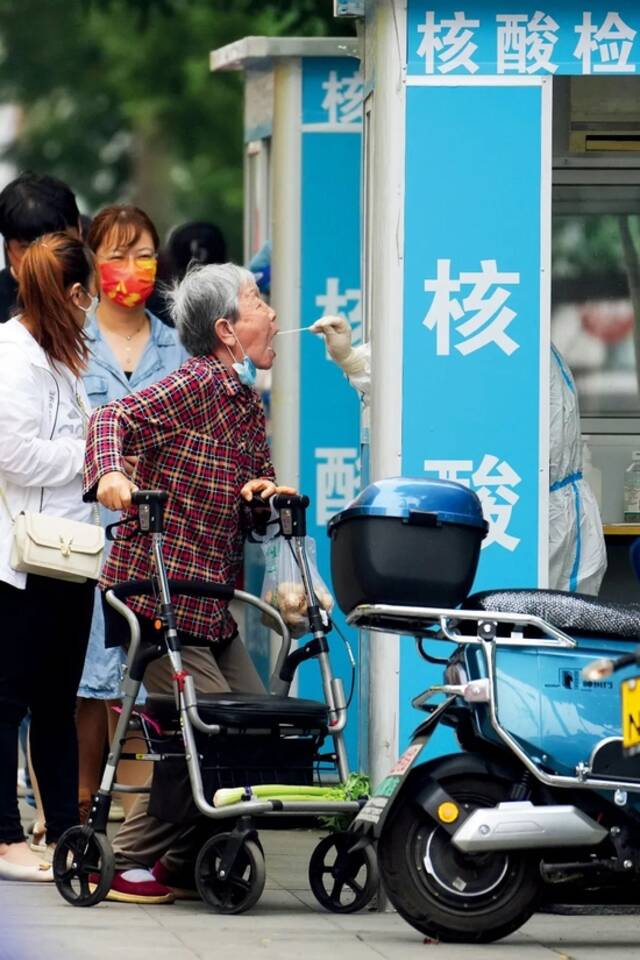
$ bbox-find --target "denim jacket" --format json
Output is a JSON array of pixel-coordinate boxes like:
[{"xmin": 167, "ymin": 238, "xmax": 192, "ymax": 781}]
[
  {"xmin": 83, "ymin": 309, "xmax": 188, "ymax": 406},
  {"xmin": 78, "ymin": 310, "xmax": 188, "ymax": 698}
]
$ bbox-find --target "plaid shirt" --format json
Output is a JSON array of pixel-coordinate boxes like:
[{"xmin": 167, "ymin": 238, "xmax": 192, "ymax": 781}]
[{"xmin": 83, "ymin": 355, "xmax": 275, "ymax": 642}]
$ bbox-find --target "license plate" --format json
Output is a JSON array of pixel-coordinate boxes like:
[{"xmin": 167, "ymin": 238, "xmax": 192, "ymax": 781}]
[{"xmin": 621, "ymin": 676, "xmax": 640, "ymax": 755}]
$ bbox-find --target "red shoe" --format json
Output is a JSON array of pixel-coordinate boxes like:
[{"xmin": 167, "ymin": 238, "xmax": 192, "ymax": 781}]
[
  {"xmin": 98, "ymin": 869, "xmax": 175, "ymax": 904},
  {"xmin": 151, "ymin": 860, "xmax": 199, "ymax": 901}
]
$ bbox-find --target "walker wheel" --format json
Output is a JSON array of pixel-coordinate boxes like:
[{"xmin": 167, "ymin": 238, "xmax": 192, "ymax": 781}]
[
  {"xmin": 195, "ymin": 833, "xmax": 266, "ymax": 914},
  {"xmin": 309, "ymin": 832, "xmax": 378, "ymax": 913},
  {"xmin": 53, "ymin": 826, "xmax": 114, "ymax": 907}
]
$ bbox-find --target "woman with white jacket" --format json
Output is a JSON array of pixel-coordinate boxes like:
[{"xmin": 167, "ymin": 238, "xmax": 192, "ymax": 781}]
[{"xmin": 0, "ymin": 233, "xmax": 98, "ymax": 881}]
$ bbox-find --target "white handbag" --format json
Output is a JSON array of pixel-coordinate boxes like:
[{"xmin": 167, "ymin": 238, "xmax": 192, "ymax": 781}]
[
  {"xmin": 0, "ymin": 380, "xmax": 105, "ymax": 583},
  {"xmin": 9, "ymin": 509, "xmax": 104, "ymax": 583}
]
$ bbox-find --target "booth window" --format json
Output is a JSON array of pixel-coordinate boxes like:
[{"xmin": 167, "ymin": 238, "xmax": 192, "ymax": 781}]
[
  {"xmin": 244, "ymin": 137, "xmax": 271, "ymax": 263},
  {"xmin": 552, "ymin": 77, "xmax": 640, "ymax": 419}
]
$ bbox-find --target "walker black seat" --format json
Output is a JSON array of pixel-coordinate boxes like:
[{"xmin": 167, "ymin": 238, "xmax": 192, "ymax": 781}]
[
  {"xmin": 144, "ymin": 692, "xmax": 329, "ymax": 730},
  {"xmin": 464, "ymin": 589, "xmax": 640, "ymax": 641}
]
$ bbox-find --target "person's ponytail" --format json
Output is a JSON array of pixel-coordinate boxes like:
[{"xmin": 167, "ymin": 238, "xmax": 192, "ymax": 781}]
[{"xmin": 18, "ymin": 232, "xmax": 94, "ymax": 376}]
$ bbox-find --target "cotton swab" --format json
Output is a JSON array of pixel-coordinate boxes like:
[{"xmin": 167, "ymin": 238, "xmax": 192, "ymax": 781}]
[{"xmin": 275, "ymin": 325, "xmax": 315, "ymax": 335}]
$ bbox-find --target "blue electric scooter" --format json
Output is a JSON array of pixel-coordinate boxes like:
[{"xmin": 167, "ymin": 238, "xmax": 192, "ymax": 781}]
[{"xmin": 328, "ymin": 478, "xmax": 640, "ymax": 944}]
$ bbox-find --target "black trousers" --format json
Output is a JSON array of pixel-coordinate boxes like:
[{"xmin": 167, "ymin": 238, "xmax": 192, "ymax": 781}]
[{"xmin": 0, "ymin": 574, "xmax": 94, "ymax": 844}]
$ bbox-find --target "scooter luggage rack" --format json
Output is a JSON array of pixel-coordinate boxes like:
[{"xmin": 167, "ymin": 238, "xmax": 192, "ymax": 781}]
[
  {"xmin": 349, "ymin": 602, "xmax": 640, "ymax": 795},
  {"xmin": 347, "ymin": 602, "xmax": 577, "ymax": 648}
]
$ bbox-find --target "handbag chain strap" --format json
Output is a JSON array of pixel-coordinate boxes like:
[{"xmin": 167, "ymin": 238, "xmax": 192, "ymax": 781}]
[{"xmin": 0, "ymin": 484, "xmax": 15, "ymax": 524}]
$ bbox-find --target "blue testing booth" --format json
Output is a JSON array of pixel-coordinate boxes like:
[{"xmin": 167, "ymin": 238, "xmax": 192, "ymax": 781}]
[
  {"xmin": 212, "ymin": 5, "xmax": 640, "ymax": 787},
  {"xmin": 357, "ymin": 0, "xmax": 640, "ymax": 785}
]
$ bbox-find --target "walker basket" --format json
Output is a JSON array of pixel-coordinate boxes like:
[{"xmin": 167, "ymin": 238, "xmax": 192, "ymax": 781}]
[{"xmin": 148, "ymin": 732, "xmax": 319, "ymax": 823}]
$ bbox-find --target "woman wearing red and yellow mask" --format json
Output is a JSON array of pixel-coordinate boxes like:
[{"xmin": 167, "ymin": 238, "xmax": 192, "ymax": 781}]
[
  {"xmin": 74, "ymin": 205, "xmax": 187, "ymax": 830},
  {"xmin": 88, "ymin": 205, "xmax": 161, "ymax": 375}
]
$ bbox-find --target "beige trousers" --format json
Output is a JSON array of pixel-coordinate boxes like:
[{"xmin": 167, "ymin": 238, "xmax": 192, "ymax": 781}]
[{"xmin": 113, "ymin": 638, "xmax": 265, "ymax": 874}]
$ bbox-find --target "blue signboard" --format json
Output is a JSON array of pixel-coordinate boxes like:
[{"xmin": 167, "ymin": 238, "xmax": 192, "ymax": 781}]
[
  {"xmin": 407, "ymin": 2, "xmax": 640, "ymax": 75},
  {"xmin": 399, "ymin": 82, "xmax": 546, "ymax": 751},
  {"xmin": 298, "ymin": 57, "xmax": 363, "ymax": 767}
]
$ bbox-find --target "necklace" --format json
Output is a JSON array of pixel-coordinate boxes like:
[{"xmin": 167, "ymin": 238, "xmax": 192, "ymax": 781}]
[
  {"xmin": 117, "ymin": 319, "xmax": 147, "ymax": 341},
  {"xmin": 100, "ymin": 317, "xmax": 149, "ymax": 371}
]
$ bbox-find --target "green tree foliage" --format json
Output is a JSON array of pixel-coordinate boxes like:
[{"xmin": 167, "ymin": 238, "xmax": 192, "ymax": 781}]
[{"xmin": 0, "ymin": 0, "xmax": 350, "ymax": 255}]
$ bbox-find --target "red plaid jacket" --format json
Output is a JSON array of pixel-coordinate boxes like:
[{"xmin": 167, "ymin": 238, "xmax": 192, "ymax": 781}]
[{"xmin": 83, "ymin": 356, "xmax": 275, "ymax": 642}]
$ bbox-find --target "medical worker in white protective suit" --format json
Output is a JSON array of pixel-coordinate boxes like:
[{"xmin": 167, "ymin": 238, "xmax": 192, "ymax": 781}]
[{"xmin": 311, "ymin": 316, "xmax": 607, "ymax": 595}]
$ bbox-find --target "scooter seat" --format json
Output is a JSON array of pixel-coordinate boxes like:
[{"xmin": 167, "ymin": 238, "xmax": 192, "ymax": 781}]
[
  {"xmin": 464, "ymin": 589, "xmax": 640, "ymax": 640},
  {"xmin": 144, "ymin": 692, "xmax": 329, "ymax": 730}
]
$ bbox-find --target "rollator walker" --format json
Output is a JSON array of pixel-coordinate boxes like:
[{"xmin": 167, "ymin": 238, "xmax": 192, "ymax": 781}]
[
  {"xmin": 327, "ymin": 477, "xmax": 640, "ymax": 943},
  {"xmin": 53, "ymin": 489, "xmax": 377, "ymax": 914}
]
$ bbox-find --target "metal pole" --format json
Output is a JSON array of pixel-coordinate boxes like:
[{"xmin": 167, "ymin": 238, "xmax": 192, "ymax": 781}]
[
  {"xmin": 362, "ymin": 1, "xmax": 407, "ymax": 909},
  {"xmin": 366, "ymin": 0, "xmax": 406, "ymax": 794},
  {"xmin": 269, "ymin": 57, "xmax": 302, "ymax": 687},
  {"xmin": 270, "ymin": 57, "xmax": 302, "ymax": 494}
]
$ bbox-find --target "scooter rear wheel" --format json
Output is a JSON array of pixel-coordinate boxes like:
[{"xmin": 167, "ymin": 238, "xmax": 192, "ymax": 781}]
[{"xmin": 378, "ymin": 772, "xmax": 541, "ymax": 943}]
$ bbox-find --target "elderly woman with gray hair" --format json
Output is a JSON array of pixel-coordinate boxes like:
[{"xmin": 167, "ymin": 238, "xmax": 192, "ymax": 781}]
[{"xmin": 83, "ymin": 262, "xmax": 294, "ymax": 904}]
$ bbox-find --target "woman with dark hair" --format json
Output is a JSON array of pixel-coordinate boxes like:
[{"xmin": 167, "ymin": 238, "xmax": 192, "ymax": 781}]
[
  {"xmin": 0, "ymin": 171, "xmax": 82, "ymax": 324},
  {"xmin": 147, "ymin": 220, "xmax": 228, "ymax": 326},
  {"xmin": 0, "ymin": 233, "xmax": 97, "ymax": 881},
  {"xmin": 76, "ymin": 205, "xmax": 187, "ymax": 824}
]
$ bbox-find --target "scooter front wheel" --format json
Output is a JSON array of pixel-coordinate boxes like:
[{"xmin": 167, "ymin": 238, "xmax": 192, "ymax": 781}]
[{"xmin": 378, "ymin": 772, "xmax": 541, "ymax": 943}]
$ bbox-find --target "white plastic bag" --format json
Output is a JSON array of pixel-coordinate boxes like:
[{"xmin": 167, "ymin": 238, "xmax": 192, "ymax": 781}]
[{"xmin": 260, "ymin": 535, "xmax": 333, "ymax": 637}]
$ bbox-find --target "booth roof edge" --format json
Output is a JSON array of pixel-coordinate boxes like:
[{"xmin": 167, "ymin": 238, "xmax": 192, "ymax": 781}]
[{"xmin": 210, "ymin": 36, "xmax": 361, "ymax": 72}]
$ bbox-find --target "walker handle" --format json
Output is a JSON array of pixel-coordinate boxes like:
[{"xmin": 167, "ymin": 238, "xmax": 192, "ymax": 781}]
[
  {"xmin": 272, "ymin": 494, "xmax": 310, "ymax": 539},
  {"xmin": 271, "ymin": 493, "xmax": 310, "ymax": 511},
  {"xmin": 130, "ymin": 490, "xmax": 168, "ymax": 533},
  {"xmin": 131, "ymin": 490, "xmax": 168, "ymax": 507}
]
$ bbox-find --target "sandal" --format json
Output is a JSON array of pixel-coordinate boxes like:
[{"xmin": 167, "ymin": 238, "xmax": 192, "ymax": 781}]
[{"xmin": 28, "ymin": 819, "xmax": 46, "ymax": 851}]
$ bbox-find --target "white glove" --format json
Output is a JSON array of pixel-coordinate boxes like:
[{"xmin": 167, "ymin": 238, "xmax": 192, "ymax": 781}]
[
  {"xmin": 311, "ymin": 315, "xmax": 367, "ymax": 376},
  {"xmin": 310, "ymin": 315, "xmax": 353, "ymax": 363}
]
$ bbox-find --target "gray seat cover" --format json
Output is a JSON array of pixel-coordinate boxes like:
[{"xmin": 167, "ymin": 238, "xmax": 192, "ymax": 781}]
[{"xmin": 464, "ymin": 589, "xmax": 640, "ymax": 640}]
